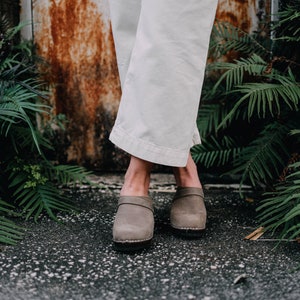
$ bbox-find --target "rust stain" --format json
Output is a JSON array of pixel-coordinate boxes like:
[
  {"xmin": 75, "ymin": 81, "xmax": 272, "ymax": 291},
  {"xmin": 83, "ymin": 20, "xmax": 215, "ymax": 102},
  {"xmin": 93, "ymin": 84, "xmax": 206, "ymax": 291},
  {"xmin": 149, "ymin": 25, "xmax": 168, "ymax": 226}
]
[
  {"xmin": 216, "ymin": 0, "xmax": 258, "ymax": 32},
  {"xmin": 209, "ymin": 0, "xmax": 269, "ymax": 64},
  {"xmin": 33, "ymin": 0, "xmax": 121, "ymax": 168}
]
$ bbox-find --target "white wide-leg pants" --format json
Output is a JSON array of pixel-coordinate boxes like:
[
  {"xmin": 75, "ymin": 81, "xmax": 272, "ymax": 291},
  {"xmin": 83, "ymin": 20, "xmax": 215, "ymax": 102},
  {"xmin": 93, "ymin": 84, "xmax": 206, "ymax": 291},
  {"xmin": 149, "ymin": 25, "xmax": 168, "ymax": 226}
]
[{"xmin": 109, "ymin": 0, "xmax": 218, "ymax": 167}]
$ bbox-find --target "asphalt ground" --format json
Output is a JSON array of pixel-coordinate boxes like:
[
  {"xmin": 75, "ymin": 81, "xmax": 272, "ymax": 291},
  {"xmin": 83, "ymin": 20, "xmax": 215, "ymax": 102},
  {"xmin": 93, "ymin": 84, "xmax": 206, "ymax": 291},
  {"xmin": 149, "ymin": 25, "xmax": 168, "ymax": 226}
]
[{"xmin": 0, "ymin": 173, "xmax": 299, "ymax": 300}]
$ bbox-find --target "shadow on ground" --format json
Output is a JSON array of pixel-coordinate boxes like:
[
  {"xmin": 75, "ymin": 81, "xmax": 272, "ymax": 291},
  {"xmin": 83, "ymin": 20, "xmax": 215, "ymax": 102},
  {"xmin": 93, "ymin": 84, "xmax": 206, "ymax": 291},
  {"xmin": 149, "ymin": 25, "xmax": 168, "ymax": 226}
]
[{"xmin": 0, "ymin": 174, "xmax": 299, "ymax": 299}]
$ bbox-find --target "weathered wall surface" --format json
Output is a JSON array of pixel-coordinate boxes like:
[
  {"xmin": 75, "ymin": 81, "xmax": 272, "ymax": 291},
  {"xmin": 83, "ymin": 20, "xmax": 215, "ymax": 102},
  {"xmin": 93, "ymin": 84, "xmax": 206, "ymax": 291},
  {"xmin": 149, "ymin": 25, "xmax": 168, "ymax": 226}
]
[
  {"xmin": 32, "ymin": 0, "xmax": 122, "ymax": 169},
  {"xmin": 217, "ymin": 0, "xmax": 258, "ymax": 32},
  {"xmin": 31, "ymin": 0, "xmax": 270, "ymax": 170}
]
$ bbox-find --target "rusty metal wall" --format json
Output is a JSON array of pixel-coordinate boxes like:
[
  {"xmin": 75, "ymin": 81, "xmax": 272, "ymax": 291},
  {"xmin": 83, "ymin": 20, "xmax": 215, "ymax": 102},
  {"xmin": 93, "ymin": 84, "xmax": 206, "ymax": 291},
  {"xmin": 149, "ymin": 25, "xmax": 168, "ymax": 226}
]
[
  {"xmin": 31, "ymin": 0, "xmax": 270, "ymax": 170},
  {"xmin": 216, "ymin": 0, "xmax": 270, "ymax": 34},
  {"xmin": 32, "ymin": 0, "xmax": 122, "ymax": 169}
]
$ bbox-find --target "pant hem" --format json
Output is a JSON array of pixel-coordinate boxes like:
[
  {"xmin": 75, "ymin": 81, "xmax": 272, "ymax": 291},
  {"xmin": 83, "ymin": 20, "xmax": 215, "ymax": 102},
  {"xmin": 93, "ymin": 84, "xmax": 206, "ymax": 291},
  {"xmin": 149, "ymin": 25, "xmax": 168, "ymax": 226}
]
[{"xmin": 109, "ymin": 125, "xmax": 190, "ymax": 167}]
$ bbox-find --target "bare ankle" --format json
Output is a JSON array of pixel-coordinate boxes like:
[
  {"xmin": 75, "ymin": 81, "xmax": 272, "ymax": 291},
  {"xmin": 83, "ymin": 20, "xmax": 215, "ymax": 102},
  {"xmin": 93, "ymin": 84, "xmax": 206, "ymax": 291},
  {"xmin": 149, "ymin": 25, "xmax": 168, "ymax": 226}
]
[
  {"xmin": 173, "ymin": 154, "xmax": 202, "ymax": 188},
  {"xmin": 120, "ymin": 173, "xmax": 151, "ymax": 196},
  {"xmin": 120, "ymin": 156, "xmax": 153, "ymax": 196}
]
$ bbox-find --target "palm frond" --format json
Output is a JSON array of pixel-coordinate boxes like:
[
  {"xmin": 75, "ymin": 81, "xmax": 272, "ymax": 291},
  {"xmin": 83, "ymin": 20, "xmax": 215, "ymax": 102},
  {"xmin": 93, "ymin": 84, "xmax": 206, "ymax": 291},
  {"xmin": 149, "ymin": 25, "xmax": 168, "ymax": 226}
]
[
  {"xmin": 210, "ymin": 54, "xmax": 269, "ymax": 91},
  {"xmin": 197, "ymin": 7, "xmax": 300, "ymax": 241},
  {"xmin": 192, "ymin": 135, "xmax": 241, "ymax": 168},
  {"xmin": 0, "ymin": 82, "xmax": 50, "ymax": 152},
  {"xmin": 0, "ymin": 198, "xmax": 15, "ymax": 215},
  {"xmin": 3, "ymin": 20, "xmax": 29, "ymax": 41},
  {"xmin": 290, "ymin": 129, "xmax": 300, "ymax": 137},
  {"xmin": 218, "ymin": 70, "xmax": 300, "ymax": 127},
  {"xmin": 210, "ymin": 20, "xmax": 270, "ymax": 58},
  {"xmin": 197, "ymin": 103, "xmax": 229, "ymax": 136},
  {"xmin": 257, "ymin": 161, "xmax": 300, "ymax": 240},
  {"xmin": 6, "ymin": 162, "xmax": 77, "ymax": 222},
  {"xmin": 14, "ymin": 182, "xmax": 76, "ymax": 222},
  {"xmin": 0, "ymin": 199, "xmax": 24, "ymax": 245},
  {"xmin": 0, "ymin": 17, "xmax": 90, "ymax": 245},
  {"xmin": 0, "ymin": 54, "xmax": 20, "ymax": 71},
  {"xmin": 5, "ymin": 126, "xmax": 53, "ymax": 156},
  {"xmin": 0, "ymin": 216, "xmax": 24, "ymax": 245},
  {"xmin": 44, "ymin": 164, "xmax": 93, "ymax": 187},
  {"xmin": 230, "ymin": 122, "xmax": 290, "ymax": 187},
  {"xmin": 273, "ymin": 5, "xmax": 300, "ymax": 42}
]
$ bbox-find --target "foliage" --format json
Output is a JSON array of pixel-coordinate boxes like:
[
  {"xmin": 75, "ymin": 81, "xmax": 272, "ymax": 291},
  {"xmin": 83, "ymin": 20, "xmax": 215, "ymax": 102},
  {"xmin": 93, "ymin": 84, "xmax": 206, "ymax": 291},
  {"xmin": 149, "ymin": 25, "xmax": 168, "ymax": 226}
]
[
  {"xmin": 257, "ymin": 160, "xmax": 300, "ymax": 241},
  {"xmin": 192, "ymin": 2, "xmax": 300, "ymax": 239},
  {"xmin": 0, "ymin": 199, "xmax": 23, "ymax": 245},
  {"xmin": 0, "ymin": 17, "xmax": 92, "ymax": 245}
]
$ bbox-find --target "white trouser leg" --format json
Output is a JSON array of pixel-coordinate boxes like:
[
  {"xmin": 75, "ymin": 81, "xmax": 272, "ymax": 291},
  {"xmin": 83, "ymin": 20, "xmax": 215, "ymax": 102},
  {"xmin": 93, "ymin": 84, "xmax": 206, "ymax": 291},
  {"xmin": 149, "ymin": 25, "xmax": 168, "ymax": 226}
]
[
  {"xmin": 109, "ymin": 0, "xmax": 141, "ymax": 87},
  {"xmin": 109, "ymin": 0, "xmax": 218, "ymax": 167}
]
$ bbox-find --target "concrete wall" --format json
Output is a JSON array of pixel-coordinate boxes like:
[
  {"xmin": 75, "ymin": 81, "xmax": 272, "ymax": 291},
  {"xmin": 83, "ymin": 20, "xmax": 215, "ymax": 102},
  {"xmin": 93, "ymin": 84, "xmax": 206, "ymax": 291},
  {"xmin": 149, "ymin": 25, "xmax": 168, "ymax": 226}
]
[{"xmin": 20, "ymin": 0, "xmax": 270, "ymax": 170}]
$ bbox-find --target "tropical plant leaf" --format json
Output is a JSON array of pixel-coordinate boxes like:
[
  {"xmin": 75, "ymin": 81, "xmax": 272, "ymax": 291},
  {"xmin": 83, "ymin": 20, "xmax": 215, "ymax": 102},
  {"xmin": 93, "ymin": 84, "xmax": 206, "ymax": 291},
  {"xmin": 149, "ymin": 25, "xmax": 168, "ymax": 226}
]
[
  {"xmin": 257, "ymin": 161, "xmax": 300, "ymax": 240},
  {"xmin": 229, "ymin": 122, "xmax": 290, "ymax": 187},
  {"xmin": 197, "ymin": 103, "xmax": 229, "ymax": 136},
  {"xmin": 210, "ymin": 20, "xmax": 270, "ymax": 58},
  {"xmin": 192, "ymin": 135, "xmax": 241, "ymax": 168},
  {"xmin": 47, "ymin": 164, "xmax": 93, "ymax": 186},
  {"xmin": 13, "ymin": 183, "xmax": 76, "ymax": 222},
  {"xmin": 2, "ymin": 126, "xmax": 53, "ymax": 158},
  {"xmin": 0, "ymin": 97, "xmax": 49, "ymax": 152},
  {"xmin": 210, "ymin": 54, "xmax": 269, "ymax": 92},
  {"xmin": 6, "ymin": 161, "xmax": 78, "ymax": 222},
  {"xmin": 0, "ymin": 17, "xmax": 92, "ymax": 246},
  {"xmin": 218, "ymin": 70, "xmax": 300, "ymax": 127},
  {"xmin": 0, "ymin": 216, "xmax": 24, "ymax": 245},
  {"xmin": 0, "ymin": 198, "xmax": 24, "ymax": 245},
  {"xmin": 194, "ymin": 4, "xmax": 300, "ymax": 241},
  {"xmin": 273, "ymin": 5, "xmax": 300, "ymax": 42},
  {"xmin": 0, "ymin": 198, "xmax": 16, "ymax": 215}
]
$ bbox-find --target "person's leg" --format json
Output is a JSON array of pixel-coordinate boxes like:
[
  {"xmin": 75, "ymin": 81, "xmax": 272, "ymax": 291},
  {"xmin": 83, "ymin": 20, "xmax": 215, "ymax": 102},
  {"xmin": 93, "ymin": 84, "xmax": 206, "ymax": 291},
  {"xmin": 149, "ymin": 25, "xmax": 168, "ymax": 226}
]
[
  {"xmin": 173, "ymin": 153, "xmax": 202, "ymax": 188},
  {"xmin": 109, "ymin": 0, "xmax": 218, "ymax": 248},
  {"xmin": 171, "ymin": 153, "xmax": 206, "ymax": 237},
  {"xmin": 112, "ymin": 155, "xmax": 154, "ymax": 251},
  {"xmin": 120, "ymin": 156, "xmax": 153, "ymax": 196},
  {"xmin": 109, "ymin": 1, "xmax": 155, "ymax": 250}
]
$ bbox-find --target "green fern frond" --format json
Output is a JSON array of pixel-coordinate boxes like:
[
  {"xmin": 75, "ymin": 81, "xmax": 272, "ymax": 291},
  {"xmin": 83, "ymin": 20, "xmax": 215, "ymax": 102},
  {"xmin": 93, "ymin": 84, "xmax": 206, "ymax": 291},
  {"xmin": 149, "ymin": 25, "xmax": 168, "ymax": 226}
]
[
  {"xmin": 192, "ymin": 136, "xmax": 241, "ymax": 168},
  {"xmin": 0, "ymin": 83, "xmax": 50, "ymax": 152},
  {"xmin": 0, "ymin": 54, "xmax": 20, "ymax": 71},
  {"xmin": 197, "ymin": 103, "xmax": 229, "ymax": 136},
  {"xmin": 7, "ymin": 126, "xmax": 53, "ymax": 155},
  {"xmin": 257, "ymin": 161, "xmax": 300, "ymax": 240},
  {"xmin": 210, "ymin": 20, "xmax": 270, "ymax": 58},
  {"xmin": 273, "ymin": 5, "xmax": 300, "ymax": 42},
  {"xmin": 0, "ymin": 18, "xmax": 89, "ymax": 245},
  {"xmin": 2, "ymin": 20, "xmax": 29, "ymax": 41},
  {"xmin": 290, "ymin": 129, "xmax": 300, "ymax": 137},
  {"xmin": 230, "ymin": 122, "xmax": 290, "ymax": 187},
  {"xmin": 0, "ymin": 199, "xmax": 24, "ymax": 245},
  {"xmin": 14, "ymin": 183, "xmax": 75, "ymax": 222},
  {"xmin": 7, "ymin": 163, "xmax": 77, "ymax": 222},
  {"xmin": 0, "ymin": 198, "xmax": 16, "ymax": 215},
  {"xmin": 211, "ymin": 54, "xmax": 269, "ymax": 91},
  {"xmin": 0, "ymin": 216, "xmax": 24, "ymax": 245},
  {"xmin": 0, "ymin": 84, "xmax": 49, "ymax": 112},
  {"xmin": 218, "ymin": 71, "xmax": 300, "ymax": 127},
  {"xmin": 45, "ymin": 164, "xmax": 93, "ymax": 187}
]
